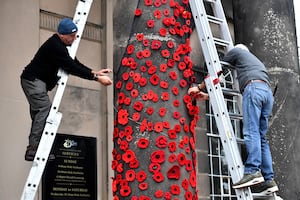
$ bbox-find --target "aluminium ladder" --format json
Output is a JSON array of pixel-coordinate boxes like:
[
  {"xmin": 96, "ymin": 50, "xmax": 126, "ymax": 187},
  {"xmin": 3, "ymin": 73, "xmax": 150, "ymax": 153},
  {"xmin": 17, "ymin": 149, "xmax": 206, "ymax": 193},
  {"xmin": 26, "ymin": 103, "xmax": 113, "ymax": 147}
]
[
  {"xmin": 189, "ymin": 0, "xmax": 282, "ymax": 199},
  {"xmin": 20, "ymin": 0, "xmax": 93, "ymax": 200}
]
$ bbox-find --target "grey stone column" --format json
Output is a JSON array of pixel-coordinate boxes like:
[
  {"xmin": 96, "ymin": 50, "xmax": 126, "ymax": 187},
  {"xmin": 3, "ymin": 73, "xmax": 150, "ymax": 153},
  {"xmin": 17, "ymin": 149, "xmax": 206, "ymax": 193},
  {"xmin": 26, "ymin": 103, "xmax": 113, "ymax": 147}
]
[{"xmin": 113, "ymin": 1, "xmax": 198, "ymax": 199}]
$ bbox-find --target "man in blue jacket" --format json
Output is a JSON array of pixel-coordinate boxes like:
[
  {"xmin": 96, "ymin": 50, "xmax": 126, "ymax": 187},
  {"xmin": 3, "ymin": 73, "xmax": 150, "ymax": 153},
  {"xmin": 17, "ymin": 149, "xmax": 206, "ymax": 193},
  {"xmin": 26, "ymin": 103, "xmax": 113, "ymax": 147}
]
[{"xmin": 21, "ymin": 18, "xmax": 112, "ymax": 161}]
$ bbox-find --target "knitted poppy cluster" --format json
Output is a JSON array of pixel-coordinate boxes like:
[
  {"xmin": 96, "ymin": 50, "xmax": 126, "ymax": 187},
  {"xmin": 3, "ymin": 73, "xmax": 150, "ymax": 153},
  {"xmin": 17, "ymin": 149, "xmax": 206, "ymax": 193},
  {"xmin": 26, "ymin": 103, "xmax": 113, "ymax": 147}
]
[{"xmin": 113, "ymin": 0, "xmax": 199, "ymax": 199}]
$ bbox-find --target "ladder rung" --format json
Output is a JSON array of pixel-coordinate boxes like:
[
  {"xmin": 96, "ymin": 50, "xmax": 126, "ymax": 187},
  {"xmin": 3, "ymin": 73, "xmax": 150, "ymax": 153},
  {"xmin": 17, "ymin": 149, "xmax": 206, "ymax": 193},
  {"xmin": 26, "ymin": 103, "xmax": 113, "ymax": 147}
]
[
  {"xmin": 207, "ymin": 133, "xmax": 245, "ymax": 144},
  {"xmin": 228, "ymin": 112, "xmax": 243, "ymax": 120},
  {"xmin": 207, "ymin": 15, "xmax": 224, "ymax": 25},
  {"xmin": 213, "ymin": 37, "xmax": 231, "ymax": 47},
  {"xmin": 208, "ymin": 173, "xmax": 231, "ymax": 179},
  {"xmin": 204, "ymin": 0, "xmax": 216, "ymax": 3}
]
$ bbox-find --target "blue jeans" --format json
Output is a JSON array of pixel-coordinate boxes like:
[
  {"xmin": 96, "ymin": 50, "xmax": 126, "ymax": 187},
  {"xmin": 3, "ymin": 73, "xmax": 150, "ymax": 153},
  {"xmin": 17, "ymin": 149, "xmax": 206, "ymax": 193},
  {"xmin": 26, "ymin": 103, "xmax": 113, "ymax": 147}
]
[{"xmin": 242, "ymin": 81, "xmax": 274, "ymax": 181}]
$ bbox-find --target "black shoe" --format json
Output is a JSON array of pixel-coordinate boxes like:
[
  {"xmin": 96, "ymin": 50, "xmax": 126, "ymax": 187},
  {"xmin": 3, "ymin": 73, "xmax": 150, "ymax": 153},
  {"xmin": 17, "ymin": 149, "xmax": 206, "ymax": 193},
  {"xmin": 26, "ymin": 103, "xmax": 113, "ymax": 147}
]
[
  {"xmin": 251, "ymin": 180, "xmax": 279, "ymax": 195},
  {"xmin": 25, "ymin": 145, "xmax": 37, "ymax": 161},
  {"xmin": 232, "ymin": 171, "xmax": 264, "ymax": 189}
]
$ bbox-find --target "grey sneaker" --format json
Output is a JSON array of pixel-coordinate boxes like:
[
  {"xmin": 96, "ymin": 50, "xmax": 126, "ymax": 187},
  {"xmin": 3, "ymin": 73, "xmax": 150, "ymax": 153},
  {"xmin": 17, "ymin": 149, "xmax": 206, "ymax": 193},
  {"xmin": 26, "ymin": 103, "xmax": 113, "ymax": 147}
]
[
  {"xmin": 251, "ymin": 180, "xmax": 279, "ymax": 195},
  {"xmin": 232, "ymin": 171, "xmax": 264, "ymax": 189}
]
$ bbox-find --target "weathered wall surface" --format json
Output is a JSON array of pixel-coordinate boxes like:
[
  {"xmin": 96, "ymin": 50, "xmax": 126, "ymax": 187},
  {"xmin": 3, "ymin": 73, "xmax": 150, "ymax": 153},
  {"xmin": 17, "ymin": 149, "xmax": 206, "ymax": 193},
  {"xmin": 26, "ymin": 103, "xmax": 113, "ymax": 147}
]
[{"xmin": 233, "ymin": 0, "xmax": 300, "ymax": 199}]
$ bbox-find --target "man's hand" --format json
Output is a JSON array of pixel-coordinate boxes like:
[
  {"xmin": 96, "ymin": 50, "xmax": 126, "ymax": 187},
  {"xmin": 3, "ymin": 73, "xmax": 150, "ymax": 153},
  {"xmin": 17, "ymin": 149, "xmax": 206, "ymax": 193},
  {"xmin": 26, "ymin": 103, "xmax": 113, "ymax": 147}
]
[
  {"xmin": 188, "ymin": 86, "xmax": 209, "ymax": 101},
  {"xmin": 97, "ymin": 75, "xmax": 112, "ymax": 86},
  {"xmin": 194, "ymin": 91, "xmax": 209, "ymax": 101},
  {"xmin": 96, "ymin": 68, "xmax": 112, "ymax": 76},
  {"xmin": 188, "ymin": 86, "xmax": 200, "ymax": 95},
  {"xmin": 188, "ymin": 81, "xmax": 206, "ymax": 96}
]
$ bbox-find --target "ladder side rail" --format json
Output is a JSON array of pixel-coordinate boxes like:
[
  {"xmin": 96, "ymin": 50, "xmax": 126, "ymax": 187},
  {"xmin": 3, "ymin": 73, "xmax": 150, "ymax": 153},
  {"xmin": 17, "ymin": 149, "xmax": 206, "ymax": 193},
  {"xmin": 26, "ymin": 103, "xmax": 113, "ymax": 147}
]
[
  {"xmin": 211, "ymin": 0, "xmax": 234, "ymax": 51},
  {"xmin": 210, "ymin": 0, "xmax": 243, "ymax": 114},
  {"xmin": 205, "ymin": 77, "xmax": 253, "ymax": 200},
  {"xmin": 21, "ymin": 113, "xmax": 62, "ymax": 200},
  {"xmin": 20, "ymin": 1, "xmax": 93, "ymax": 200},
  {"xmin": 205, "ymin": 77, "xmax": 244, "ymax": 179},
  {"xmin": 68, "ymin": 0, "xmax": 93, "ymax": 58},
  {"xmin": 190, "ymin": 0, "xmax": 223, "ymax": 75}
]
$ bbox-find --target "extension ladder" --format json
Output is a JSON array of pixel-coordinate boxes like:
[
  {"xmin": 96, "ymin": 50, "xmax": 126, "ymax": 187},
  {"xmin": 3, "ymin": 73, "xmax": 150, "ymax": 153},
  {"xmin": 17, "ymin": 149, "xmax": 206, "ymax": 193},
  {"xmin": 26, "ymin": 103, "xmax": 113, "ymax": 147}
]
[
  {"xmin": 189, "ymin": 0, "xmax": 282, "ymax": 199},
  {"xmin": 20, "ymin": 0, "xmax": 93, "ymax": 199}
]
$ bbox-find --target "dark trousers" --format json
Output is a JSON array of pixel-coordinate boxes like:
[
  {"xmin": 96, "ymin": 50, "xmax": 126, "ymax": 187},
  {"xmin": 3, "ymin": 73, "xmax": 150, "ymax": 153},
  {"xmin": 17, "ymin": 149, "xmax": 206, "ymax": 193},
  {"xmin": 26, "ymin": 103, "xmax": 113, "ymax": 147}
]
[{"xmin": 21, "ymin": 78, "xmax": 51, "ymax": 146}]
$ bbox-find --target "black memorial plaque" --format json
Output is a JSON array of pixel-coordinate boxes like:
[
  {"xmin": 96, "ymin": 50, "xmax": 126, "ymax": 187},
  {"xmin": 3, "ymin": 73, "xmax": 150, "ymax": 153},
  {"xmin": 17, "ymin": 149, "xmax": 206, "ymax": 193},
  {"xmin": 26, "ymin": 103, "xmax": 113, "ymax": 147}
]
[{"xmin": 42, "ymin": 133, "xmax": 97, "ymax": 200}]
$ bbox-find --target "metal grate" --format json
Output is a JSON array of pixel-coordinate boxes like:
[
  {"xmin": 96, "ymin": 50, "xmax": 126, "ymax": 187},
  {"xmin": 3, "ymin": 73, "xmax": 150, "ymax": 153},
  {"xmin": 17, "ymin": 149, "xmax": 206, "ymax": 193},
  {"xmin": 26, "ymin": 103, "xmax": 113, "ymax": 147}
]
[{"xmin": 40, "ymin": 10, "xmax": 103, "ymax": 42}]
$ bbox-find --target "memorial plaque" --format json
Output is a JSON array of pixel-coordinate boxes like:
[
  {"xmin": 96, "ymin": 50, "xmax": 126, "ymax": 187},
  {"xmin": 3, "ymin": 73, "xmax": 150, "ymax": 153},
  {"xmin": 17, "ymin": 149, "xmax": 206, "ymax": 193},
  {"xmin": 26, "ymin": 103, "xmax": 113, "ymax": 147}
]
[{"xmin": 42, "ymin": 133, "xmax": 97, "ymax": 200}]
